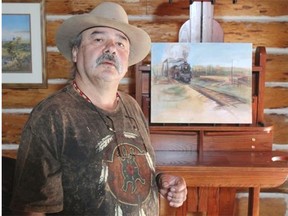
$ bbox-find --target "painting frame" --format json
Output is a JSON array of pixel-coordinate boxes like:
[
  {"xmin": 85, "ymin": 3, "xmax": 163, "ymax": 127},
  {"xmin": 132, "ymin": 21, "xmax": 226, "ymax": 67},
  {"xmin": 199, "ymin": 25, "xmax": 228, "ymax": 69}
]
[
  {"xmin": 150, "ymin": 42, "xmax": 253, "ymax": 124},
  {"xmin": 2, "ymin": 0, "xmax": 47, "ymax": 89}
]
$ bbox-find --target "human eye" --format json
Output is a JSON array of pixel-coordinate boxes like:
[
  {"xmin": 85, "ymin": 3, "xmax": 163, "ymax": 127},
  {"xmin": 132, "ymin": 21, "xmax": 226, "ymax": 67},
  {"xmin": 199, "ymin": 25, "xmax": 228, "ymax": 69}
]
[
  {"xmin": 94, "ymin": 37, "xmax": 104, "ymax": 43},
  {"xmin": 117, "ymin": 38, "xmax": 129, "ymax": 50},
  {"xmin": 90, "ymin": 32, "xmax": 104, "ymax": 43},
  {"xmin": 117, "ymin": 41, "xmax": 125, "ymax": 48}
]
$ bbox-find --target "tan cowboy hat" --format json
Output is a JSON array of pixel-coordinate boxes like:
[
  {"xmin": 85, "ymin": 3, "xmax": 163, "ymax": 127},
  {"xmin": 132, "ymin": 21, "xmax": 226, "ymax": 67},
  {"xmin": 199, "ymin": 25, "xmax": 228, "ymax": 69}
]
[{"xmin": 56, "ymin": 2, "xmax": 151, "ymax": 66}]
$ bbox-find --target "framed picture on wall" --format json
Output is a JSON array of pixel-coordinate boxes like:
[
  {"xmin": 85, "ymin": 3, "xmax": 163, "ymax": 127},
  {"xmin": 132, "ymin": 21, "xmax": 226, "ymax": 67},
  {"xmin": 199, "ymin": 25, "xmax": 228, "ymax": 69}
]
[
  {"xmin": 2, "ymin": 0, "xmax": 46, "ymax": 88},
  {"xmin": 150, "ymin": 42, "xmax": 253, "ymax": 124}
]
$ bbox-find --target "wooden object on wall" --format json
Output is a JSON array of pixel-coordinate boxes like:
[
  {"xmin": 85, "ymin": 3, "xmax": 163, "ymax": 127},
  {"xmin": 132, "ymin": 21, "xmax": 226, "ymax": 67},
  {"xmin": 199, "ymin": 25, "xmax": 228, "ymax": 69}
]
[{"xmin": 179, "ymin": 1, "xmax": 224, "ymax": 42}]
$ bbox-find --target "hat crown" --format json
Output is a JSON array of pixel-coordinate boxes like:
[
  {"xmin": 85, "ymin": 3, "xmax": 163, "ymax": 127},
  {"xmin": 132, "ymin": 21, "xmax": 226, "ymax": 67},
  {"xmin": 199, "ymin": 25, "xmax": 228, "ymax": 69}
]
[{"xmin": 90, "ymin": 2, "xmax": 128, "ymax": 24}]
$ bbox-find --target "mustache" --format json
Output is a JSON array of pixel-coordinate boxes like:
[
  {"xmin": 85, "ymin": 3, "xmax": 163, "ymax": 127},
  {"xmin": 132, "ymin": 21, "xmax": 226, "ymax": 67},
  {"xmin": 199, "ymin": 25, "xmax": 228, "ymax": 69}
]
[{"xmin": 95, "ymin": 53, "xmax": 120, "ymax": 71}]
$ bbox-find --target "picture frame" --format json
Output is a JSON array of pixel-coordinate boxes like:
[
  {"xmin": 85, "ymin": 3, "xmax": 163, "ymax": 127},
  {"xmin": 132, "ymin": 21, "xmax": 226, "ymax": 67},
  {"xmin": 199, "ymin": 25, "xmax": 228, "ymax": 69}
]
[
  {"xmin": 2, "ymin": 0, "xmax": 47, "ymax": 88},
  {"xmin": 150, "ymin": 42, "xmax": 253, "ymax": 124}
]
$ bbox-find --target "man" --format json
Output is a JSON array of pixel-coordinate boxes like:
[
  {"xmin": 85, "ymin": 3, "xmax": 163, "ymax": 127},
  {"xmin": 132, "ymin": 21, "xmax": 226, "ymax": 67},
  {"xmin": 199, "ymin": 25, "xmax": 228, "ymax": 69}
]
[{"xmin": 10, "ymin": 2, "xmax": 187, "ymax": 215}]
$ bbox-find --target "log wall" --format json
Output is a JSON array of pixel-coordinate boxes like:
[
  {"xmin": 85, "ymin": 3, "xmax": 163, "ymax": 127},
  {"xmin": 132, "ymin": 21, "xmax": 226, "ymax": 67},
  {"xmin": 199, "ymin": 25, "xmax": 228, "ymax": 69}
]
[
  {"xmin": 2, "ymin": 0, "xmax": 288, "ymax": 215},
  {"xmin": 3, "ymin": 0, "xmax": 288, "ymax": 154}
]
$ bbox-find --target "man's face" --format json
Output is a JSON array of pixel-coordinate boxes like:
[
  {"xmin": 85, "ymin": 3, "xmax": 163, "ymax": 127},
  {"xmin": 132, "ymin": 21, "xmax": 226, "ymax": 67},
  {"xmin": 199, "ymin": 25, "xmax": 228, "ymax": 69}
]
[{"xmin": 72, "ymin": 27, "xmax": 130, "ymax": 83}]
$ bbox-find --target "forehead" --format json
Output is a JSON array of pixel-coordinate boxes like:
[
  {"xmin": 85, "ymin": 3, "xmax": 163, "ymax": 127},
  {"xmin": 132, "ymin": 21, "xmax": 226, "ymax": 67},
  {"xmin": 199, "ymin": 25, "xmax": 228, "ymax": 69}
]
[{"xmin": 82, "ymin": 26, "xmax": 129, "ymax": 41}]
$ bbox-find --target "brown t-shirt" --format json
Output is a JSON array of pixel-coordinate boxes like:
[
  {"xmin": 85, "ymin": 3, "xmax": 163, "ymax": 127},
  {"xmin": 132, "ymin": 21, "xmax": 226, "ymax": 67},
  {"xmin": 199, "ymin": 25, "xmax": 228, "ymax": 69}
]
[{"xmin": 10, "ymin": 84, "xmax": 159, "ymax": 215}]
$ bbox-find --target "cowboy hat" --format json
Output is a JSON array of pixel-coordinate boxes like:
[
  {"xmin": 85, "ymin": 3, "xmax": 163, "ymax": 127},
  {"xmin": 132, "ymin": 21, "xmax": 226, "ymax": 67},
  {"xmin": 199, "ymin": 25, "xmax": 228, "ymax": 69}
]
[{"xmin": 56, "ymin": 2, "xmax": 151, "ymax": 66}]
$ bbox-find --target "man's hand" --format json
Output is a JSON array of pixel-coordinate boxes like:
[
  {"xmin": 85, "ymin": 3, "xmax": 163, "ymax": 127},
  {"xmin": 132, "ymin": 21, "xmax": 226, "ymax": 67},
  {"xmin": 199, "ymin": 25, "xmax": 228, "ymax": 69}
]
[{"xmin": 157, "ymin": 174, "xmax": 187, "ymax": 208}]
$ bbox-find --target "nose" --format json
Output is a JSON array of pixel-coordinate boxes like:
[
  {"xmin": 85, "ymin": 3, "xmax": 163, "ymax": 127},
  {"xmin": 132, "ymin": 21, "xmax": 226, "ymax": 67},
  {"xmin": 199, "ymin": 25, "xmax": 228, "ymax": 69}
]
[{"xmin": 103, "ymin": 40, "xmax": 116, "ymax": 54}]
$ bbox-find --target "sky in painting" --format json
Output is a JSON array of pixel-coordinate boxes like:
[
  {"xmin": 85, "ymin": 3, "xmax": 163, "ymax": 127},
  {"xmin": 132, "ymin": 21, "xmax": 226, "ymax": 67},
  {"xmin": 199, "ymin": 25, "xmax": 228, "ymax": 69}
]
[
  {"xmin": 2, "ymin": 14, "xmax": 31, "ymax": 41},
  {"xmin": 152, "ymin": 43, "xmax": 252, "ymax": 69}
]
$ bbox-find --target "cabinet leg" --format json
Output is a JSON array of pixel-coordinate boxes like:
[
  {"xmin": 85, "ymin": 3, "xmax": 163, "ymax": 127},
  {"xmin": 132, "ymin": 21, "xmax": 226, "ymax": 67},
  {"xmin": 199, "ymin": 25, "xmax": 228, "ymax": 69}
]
[{"xmin": 248, "ymin": 187, "xmax": 260, "ymax": 216}]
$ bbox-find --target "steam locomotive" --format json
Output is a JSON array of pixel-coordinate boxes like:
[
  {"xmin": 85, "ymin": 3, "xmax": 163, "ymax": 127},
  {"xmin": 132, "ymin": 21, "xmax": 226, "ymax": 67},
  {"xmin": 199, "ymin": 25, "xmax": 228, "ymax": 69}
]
[{"xmin": 161, "ymin": 58, "xmax": 192, "ymax": 83}]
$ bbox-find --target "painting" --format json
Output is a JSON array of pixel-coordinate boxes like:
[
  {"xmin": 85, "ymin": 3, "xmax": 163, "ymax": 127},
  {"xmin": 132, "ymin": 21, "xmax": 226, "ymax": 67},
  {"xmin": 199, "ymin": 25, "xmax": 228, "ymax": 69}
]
[
  {"xmin": 2, "ymin": 1, "xmax": 46, "ymax": 88},
  {"xmin": 150, "ymin": 43, "xmax": 252, "ymax": 124}
]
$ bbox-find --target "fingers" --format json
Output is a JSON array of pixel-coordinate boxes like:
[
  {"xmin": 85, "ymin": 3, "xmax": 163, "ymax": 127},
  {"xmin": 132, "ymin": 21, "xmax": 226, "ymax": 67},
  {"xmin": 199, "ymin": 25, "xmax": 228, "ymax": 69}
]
[
  {"xmin": 162, "ymin": 175, "xmax": 187, "ymax": 193},
  {"xmin": 159, "ymin": 174, "xmax": 184, "ymax": 189},
  {"xmin": 167, "ymin": 188, "xmax": 187, "ymax": 207},
  {"xmin": 172, "ymin": 176, "xmax": 187, "ymax": 193},
  {"xmin": 157, "ymin": 174, "xmax": 188, "ymax": 207}
]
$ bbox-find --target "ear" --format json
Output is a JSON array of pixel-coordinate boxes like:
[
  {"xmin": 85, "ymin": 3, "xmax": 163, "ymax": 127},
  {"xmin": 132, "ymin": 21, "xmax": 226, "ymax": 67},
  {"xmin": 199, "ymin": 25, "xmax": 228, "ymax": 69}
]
[{"xmin": 72, "ymin": 47, "xmax": 78, "ymax": 63}]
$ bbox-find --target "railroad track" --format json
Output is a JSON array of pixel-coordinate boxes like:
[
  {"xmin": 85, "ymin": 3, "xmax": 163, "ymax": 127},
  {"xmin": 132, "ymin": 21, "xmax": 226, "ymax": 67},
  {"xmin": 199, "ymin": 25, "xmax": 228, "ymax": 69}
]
[{"xmin": 190, "ymin": 84, "xmax": 247, "ymax": 107}]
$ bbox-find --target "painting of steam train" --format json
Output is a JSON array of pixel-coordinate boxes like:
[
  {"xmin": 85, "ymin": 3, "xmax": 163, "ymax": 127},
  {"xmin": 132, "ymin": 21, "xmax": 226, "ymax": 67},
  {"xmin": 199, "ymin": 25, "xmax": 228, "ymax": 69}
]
[
  {"xmin": 161, "ymin": 58, "xmax": 192, "ymax": 83},
  {"xmin": 150, "ymin": 42, "xmax": 253, "ymax": 124}
]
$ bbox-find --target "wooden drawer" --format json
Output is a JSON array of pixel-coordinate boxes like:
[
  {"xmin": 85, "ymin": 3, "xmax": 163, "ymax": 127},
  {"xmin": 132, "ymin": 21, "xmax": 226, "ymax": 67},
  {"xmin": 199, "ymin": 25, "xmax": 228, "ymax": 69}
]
[{"xmin": 203, "ymin": 130, "xmax": 273, "ymax": 151}]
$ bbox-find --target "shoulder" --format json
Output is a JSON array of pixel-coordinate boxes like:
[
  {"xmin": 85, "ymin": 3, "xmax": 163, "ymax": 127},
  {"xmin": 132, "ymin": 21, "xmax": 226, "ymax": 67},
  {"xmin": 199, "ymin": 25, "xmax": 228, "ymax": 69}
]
[
  {"xmin": 118, "ymin": 91, "xmax": 148, "ymax": 124},
  {"xmin": 118, "ymin": 91, "xmax": 136, "ymax": 102},
  {"xmin": 26, "ymin": 84, "xmax": 79, "ymax": 126},
  {"xmin": 118, "ymin": 92, "xmax": 140, "ymax": 108},
  {"xmin": 32, "ymin": 84, "xmax": 77, "ymax": 114}
]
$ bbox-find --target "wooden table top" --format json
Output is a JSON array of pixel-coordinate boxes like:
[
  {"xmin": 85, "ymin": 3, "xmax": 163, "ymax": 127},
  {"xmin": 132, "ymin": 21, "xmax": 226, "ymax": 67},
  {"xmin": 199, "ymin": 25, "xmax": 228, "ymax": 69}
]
[{"xmin": 155, "ymin": 151, "xmax": 288, "ymax": 188}]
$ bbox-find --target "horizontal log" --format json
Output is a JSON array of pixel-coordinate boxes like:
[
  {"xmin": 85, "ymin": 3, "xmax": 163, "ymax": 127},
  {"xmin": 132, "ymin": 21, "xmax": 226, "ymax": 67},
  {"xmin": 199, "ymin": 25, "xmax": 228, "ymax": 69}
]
[
  {"xmin": 2, "ymin": 84, "xmax": 66, "ymax": 109},
  {"xmin": 264, "ymin": 114, "xmax": 288, "ymax": 144},
  {"xmin": 47, "ymin": 52, "xmax": 72, "ymax": 79},
  {"xmin": 214, "ymin": 0, "xmax": 288, "ymax": 17},
  {"xmin": 266, "ymin": 54, "xmax": 288, "ymax": 82},
  {"xmin": 220, "ymin": 21, "xmax": 288, "ymax": 48},
  {"xmin": 2, "ymin": 150, "xmax": 17, "ymax": 159},
  {"xmin": 45, "ymin": 0, "xmax": 147, "ymax": 15},
  {"xmin": 47, "ymin": 20, "xmax": 288, "ymax": 48},
  {"xmin": 264, "ymin": 87, "xmax": 288, "ymax": 109},
  {"xmin": 2, "ymin": 114, "xmax": 28, "ymax": 144},
  {"xmin": 43, "ymin": 0, "xmax": 288, "ymax": 17},
  {"xmin": 148, "ymin": 0, "xmax": 288, "ymax": 17}
]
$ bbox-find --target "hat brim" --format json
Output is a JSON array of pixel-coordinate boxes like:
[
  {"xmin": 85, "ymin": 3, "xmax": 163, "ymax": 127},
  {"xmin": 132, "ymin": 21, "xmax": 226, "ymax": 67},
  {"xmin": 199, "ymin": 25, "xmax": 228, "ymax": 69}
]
[{"xmin": 56, "ymin": 14, "xmax": 151, "ymax": 66}]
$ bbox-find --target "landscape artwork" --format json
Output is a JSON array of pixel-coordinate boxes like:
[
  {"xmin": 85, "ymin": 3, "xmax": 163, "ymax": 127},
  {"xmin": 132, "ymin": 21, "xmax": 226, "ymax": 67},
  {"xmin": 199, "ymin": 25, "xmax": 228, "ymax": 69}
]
[
  {"xmin": 150, "ymin": 43, "xmax": 252, "ymax": 124},
  {"xmin": 2, "ymin": 2, "xmax": 46, "ymax": 88},
  {"xmin": 2, "ymin": 14, "xmax": 32, "ymax": 73}
]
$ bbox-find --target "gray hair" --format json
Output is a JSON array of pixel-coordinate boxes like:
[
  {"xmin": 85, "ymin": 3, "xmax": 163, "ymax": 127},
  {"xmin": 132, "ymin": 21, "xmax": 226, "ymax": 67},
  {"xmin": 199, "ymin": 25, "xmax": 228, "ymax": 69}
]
[{"xmin": 69, "ymin": 33, "xmax": 82, "ymax": 78}]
